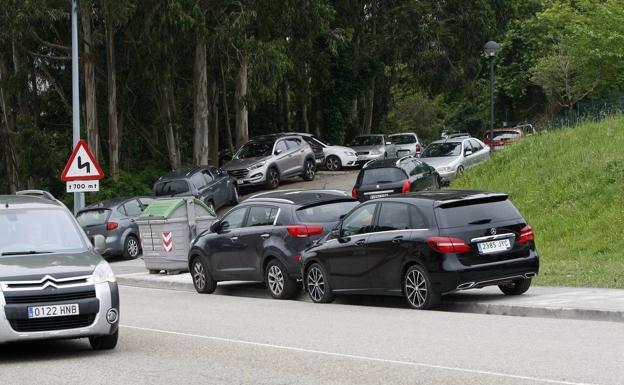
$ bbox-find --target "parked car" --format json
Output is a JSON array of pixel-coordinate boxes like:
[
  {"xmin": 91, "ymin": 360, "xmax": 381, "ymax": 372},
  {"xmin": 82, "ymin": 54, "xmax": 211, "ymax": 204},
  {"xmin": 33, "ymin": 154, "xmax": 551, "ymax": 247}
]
[
  {"xmin": 352, "ymin": 157, "xmax": 439, "ymax": 202},
  {"xmin": 301, "ymin": 190, "xmax": 539, "ymax": 310},
  {"xmin": 420, "ymin": 137, "xmax": 490, "ymax": 184},
  {"xmin": 387, "ymin": 133, "xmax": 423, "ymax": 158},
  {"xmin": 187, "ymin": 190, "xmax": 359, "ymax": 299},
  {"xmin": 76, "ymin": 196, "xmax": 154, "ymax": 260},
  {"xmin": 0, "ymin": 190, "xmax": 119, "ymax": 349},
  {"xmin": 349, "ymin": 134, "xmax": 395, "ymax": 165},
  {"xmin": 281, "ymin": 132, "xmax": 357, "ymax": 171},
  {"xmin": 222, "ymin": 134, "xmax": 316, "ymax": 190},
  {"xmin": 483, "ymin": 127, "xmax": 537, "ymax": 150},
  {"xmin": 154, "ymin": 165, "xmax": 238, "ymax": 212}
]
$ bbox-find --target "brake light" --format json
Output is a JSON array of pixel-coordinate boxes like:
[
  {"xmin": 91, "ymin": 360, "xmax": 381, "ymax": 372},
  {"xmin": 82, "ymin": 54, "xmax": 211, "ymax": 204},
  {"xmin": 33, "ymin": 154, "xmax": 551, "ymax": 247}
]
[
  {"xmin": 287, "ymin": 225, "xmax": 324, "ymax": 238},
  {"xmin": 294, "ymin": 255, "xmax": 302, "ymax": 262},
  {"xmin": 427, "ymin": 237, "xmax": 470, "ymax": 253},
  {"xmin": 401, "ymin": 180, "xmax": 411, "ymax": 193},
  {"xmin": 106, "ymin": 222, "xmax": 119, "ymax": 231},
  {"xmin": 415, "ymin": 143, "xmax": 422, "ymax": 153},
  {"xmin": 518, "ymin": 225, "xmax": 534, "ymax": 244},
  {"xmin": 351, "ymin": 187, "xmax": 358, "ymax": 199}
]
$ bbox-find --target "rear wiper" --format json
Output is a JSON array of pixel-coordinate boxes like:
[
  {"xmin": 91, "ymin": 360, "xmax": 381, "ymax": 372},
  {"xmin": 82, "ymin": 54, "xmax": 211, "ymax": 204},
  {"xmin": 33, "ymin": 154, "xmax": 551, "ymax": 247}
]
[
  {"xmin": 0, "ymin": 251, "xmax": 53, "ymax": 256},
  {"xmin": 376, "ymin": 180, "xmax": 393, "ymax": 184},
  {"xmin": 468, "ymin": 218, "xmax": 492, "ymax": 225}
]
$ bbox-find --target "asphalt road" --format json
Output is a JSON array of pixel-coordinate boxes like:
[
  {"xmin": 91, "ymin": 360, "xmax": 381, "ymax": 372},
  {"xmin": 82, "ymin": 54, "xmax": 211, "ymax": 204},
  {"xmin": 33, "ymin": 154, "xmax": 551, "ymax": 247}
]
[{"xmin": 1, "ymin": 285, "xmax": 622, "ymax": 385}]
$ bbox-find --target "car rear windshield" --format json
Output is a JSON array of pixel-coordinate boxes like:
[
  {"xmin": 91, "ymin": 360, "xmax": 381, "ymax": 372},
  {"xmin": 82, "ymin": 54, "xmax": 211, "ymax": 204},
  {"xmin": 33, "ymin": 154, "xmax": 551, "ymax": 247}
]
[
  {"xmin": 421, "ymin": 142, "xmax": 461, "ymax": 157},
  {"xmin": 296, "ymin": 200, "xmax": 359, "ymax": 223},
  {"xmin": 360, "ymin": 168, "xmax": 407, "ymax": 185},
  {"xmin": 488, "ymin": 130, "xmax": 521, "ymax": 141},
  {"xmin": 154, "ymin": 180, "xmax": 190, "ymax": 196},
  {"xmin": 0, "ymin": 208, "xmax": 87, "ymax": 255},
  {"xmin": 350, "ymin": 136, "xmax": 383, "ymax": 146},
  {"xmin": 389, "ymin": 134, "xmax": 416, "ymax": 144},
  {"xmin": 76, "ymin": 209, "xmax": 110, "ymax": 227},
  {"xmin": 435, "ymin": 200, "xmax": 523, "ymax": 229}
]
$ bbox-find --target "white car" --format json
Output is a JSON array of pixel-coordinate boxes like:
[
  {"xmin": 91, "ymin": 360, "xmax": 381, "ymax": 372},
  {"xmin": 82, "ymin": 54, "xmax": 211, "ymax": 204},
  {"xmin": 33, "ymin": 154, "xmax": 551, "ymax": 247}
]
[{"xmin": 284, "ymin": 133, "xmax": 358, "ymax": 171}]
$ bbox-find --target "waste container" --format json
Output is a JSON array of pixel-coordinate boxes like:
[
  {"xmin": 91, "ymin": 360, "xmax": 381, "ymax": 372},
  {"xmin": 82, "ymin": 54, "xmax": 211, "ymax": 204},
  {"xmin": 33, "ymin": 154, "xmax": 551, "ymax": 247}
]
[{"xmin": 137, "ymin": 197, "xmax": 216, "ymax": 274}]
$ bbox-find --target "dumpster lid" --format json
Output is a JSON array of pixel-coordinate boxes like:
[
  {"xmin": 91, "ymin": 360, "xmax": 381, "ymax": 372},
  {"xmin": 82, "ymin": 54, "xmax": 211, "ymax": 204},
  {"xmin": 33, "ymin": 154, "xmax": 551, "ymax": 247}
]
[{"xmin": 140, "ymin": 198, "xmax": 212, "ymax": 219}]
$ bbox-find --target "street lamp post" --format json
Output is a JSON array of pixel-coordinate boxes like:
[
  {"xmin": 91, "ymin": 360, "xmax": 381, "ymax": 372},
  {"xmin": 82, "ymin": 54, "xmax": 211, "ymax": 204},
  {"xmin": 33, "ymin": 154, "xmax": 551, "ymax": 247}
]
[
  {"xmin": 71, "ymin": 0, "xmax": 84, "ymax": 213},
  {"xmin": 484, "ymin": 40, "xmax": 500, "ymax": 147}
]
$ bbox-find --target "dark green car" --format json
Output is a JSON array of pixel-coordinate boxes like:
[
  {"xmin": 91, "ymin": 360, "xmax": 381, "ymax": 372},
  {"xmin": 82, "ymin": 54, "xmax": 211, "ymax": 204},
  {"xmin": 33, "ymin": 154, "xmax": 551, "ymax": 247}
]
[{"xmin": 0, "ymin": 191, "xmax": 119, "ymax": 350}]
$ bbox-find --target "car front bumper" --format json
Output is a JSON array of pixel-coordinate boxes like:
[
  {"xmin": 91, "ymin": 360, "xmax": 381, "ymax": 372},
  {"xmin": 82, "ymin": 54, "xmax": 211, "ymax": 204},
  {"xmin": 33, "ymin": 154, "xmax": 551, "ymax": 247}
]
[
  {"xmin": 0, "ymin": 282, "xmax": 119, "ymax": 344},
  {"xmin": 339, "ymin": 154, "xmax": 358, "ymax": 167},
  {"xmin": 356, "ymin": 153, "xmax": 384, "ymax": 164},
  {"xmin": 436, "ymin": 169, "xmax": 457, "ymax": 183}
]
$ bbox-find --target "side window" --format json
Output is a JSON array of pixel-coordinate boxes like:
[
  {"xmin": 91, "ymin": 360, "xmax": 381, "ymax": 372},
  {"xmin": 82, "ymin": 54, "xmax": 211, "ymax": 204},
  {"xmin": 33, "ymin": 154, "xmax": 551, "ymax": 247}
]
[
  {"xmin": 209, "ymin": 166, "xmax": 222, "ymax": 177},
  {"xmin": 139, "ymin": 198, "xmax": 154, "ymax": 211},
  {"xmin": 275, "ymin": 140, "xmax": 288, "ymax": 154},
  {"xmin": 411, "ymin": 160, "xmax": 427, "ymax": 176},
  {"xmin": 341, "ymin": 204, "xmax": 376, "ymax": 236},
  {"xmin": 470, "ymin": 139, "xmax": 483, "ymax": 152},
  {"xmin": 202, "ymin": 169, "xmax": 214, "ymax": 183},
  {"xmin": 285, "ymin": 139, "xmax": 301, "ymax": 149},
  {"xmin": 376, "ymin": 203, "xmax": 410, "ymax": 232},
  {"xmin": 247, "ymin": 206, "xmax": 279, "ymax": 227},
  {"xmin": 221, "ymin": 208, "xmax": 248, "ymax": 231},
  {"xmin": 123, "ymin": 200, "xmax": 143, "ymax": 217},
  {"xmin": 191, "ymin": 173, "xmax": 207, "ymax": 189},
  {"xmin": 409, "ymin": 205, "xmax": 428, "ymax": 228},
  {"xmin": 463, "ymin": 141, "xmax": 474, "ymax": 154}
]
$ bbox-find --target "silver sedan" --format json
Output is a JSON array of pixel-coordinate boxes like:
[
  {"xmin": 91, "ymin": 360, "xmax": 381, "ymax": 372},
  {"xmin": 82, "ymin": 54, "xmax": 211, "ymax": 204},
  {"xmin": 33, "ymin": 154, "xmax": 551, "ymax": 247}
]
[{"xmin": 419, "ymin": 137, "xmax": 490, "ymax": 183}]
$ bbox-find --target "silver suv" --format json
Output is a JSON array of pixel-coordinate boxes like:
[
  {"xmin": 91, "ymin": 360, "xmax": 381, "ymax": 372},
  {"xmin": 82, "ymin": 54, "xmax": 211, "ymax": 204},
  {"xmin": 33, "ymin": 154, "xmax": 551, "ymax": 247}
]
[
  {"xmin": 0, "ymin": 191, "xmax": 119, "ymax": 350},
  {"xmin": 223, "ymin": 134, "xmax": 317, "ymax": 189}
]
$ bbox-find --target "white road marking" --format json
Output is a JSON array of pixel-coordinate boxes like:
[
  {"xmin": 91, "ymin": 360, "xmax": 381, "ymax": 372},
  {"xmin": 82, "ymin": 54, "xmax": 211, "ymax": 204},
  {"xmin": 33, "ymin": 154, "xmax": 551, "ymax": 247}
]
[{"xmin": 121, "ymin": 324, "xmax": 598, "ymax": 385}]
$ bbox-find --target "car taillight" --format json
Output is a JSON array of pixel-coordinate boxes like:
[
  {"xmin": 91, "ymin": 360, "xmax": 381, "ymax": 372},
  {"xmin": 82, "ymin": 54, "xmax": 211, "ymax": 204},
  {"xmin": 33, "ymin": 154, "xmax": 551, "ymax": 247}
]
[
  {"xmin": 415, "ymin": 143, "xmax": 422, "ymax": 153},
  {"xmin": 351, "ymin": 187, "xmax": 358, "ymax": 199},
  {"xmin": 427, "ymin": 237, "xmax": 470, "ymax": 253},
  {"xmin": 106, "ymin": 222, "xmax": 119, "ymax": 231},
  {"xmin": 192, "ymin": 194, "xmax": 199, "ymax": 198},
  {"xmin": 287, "ymin": 225, "xmax": 324, "ymax": 238},
  {"xmin": 401, "ymin": 180, "xmax": 411, "ymax": 193},
  {"xmin": 518, "ymin": 225, "xmax": 534, "ymax": 244}
]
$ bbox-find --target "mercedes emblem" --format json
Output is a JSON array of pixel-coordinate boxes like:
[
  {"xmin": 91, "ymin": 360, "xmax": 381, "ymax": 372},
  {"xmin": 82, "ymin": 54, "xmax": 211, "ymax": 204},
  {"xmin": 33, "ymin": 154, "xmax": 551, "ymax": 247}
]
[{"xmin": 489, "ymin": 228, "xmax": 497, "ymax": 235}]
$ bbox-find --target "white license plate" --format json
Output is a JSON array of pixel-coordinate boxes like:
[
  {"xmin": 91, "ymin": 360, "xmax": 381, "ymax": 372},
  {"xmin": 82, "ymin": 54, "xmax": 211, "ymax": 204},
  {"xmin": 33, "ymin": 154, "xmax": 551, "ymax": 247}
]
[
  {"xmin": 28, "ymin": 304, "xmax": 80, "ymax": 319},
  {"xmin": 477, "ymin": 239, "xmax": 511, "ymax": 254},
  {"xmin": 370, "ymin": 193, "xmax": 389, "ymax": 199}
]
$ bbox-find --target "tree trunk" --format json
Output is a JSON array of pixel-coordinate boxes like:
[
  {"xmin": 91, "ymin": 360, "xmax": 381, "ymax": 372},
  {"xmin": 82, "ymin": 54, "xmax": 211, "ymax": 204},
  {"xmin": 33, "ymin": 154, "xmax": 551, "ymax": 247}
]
[
  {"xmin": 82, "ymin": 9, "xmax": 99, "ymax": 162},
  {"xmin": 105, "ymin": 18, "xmax": 120, "ymax": 180},
  {"xmin": 0, "ymin": 54, "xmax": 20, "ymax": 192},
  {"xmin": 234, "ymin": 56, "xmax": 248, "ymax": 147},
  {"xmin": 209, "ymin": 80, "xmax": 219, "ymax": 165},
  {"xmin": 193, "ymin": 40, "xmax": 209, "ymax": 165},
  {"xmin": 362, "ymin": 76, "xmax": 375, "ymax": 134},
  {"xmin": 160, "ymin": 78, "xmax": 180, "ymax": 170},
  {"xmin": 220, "ymin": 60, "xmax": 234, "ymax": 153}
]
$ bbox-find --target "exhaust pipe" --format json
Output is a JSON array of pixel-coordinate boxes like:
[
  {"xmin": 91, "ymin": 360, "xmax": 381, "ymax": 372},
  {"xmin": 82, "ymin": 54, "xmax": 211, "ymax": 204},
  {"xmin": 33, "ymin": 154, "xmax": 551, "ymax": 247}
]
[
  {"xmin": 456, "ymin": 282, "xmax": 475, "ymax": 290},
  {"xmin": 524, "ymin": 272, "xmax": 537, "ymax": 279}
]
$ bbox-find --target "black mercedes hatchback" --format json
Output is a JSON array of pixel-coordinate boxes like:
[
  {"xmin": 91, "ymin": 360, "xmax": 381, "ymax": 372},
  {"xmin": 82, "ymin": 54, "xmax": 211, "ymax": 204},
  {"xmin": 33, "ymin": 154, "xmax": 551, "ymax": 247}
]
[
  {"xmin": 301, "ymin": 190, "xmax": 539, "ymax": 309},
  {"xmin": 188, "ymin": 189, "xmax": 359, "ymax": 299},
  {"xmin": 352, "ymin": 156, "xmax": 439, "ymax": 202}
]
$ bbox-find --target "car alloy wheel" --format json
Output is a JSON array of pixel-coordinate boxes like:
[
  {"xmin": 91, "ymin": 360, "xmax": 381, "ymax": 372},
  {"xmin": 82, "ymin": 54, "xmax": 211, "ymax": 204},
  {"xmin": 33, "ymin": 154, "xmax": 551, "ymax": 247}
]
[
  {"xmin": 325, "ymin": 156, "xmax": 341, "ymax": 171},
  {"xmin": 267, "ymin": 168, "xmax": 279, "ymax": 189},
  {"xmin": 405, "ymin": 269, "xmax": 428, "ymax": 308},
  {"xmin": 267, "ymin": 265, "xmax": 285, "ymax": 296},
  {"xmin": 127, "ymin": 237, "xmax": 139, "ymax": 258},
  {"xmin": 307, "ymin": 266, "xmax": 325, "ymax": 302},
  {"xmin": 303, "ymin": 160, "xmax": 315, "ymax": 181},
  {"xmin": 193, "ymin": 260, "xmax": 207, "ymax": 291}
]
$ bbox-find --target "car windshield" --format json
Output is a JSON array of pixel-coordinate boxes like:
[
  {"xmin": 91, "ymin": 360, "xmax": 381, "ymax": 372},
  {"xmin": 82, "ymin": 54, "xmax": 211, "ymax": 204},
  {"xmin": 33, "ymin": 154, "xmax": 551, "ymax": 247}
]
[
  {"xmin": 76, "ymin": 209, "xmax": 110, "ymax": 227},
  {"xmin": 488, "ymin": 131, "xmax": 521, "ymax": 141},
  {"xmin": 296, "ymin": 200, "xmax": 359, "ymax": 223},
  {"xmin": 421, "ymin": 143, "xmax": 462, "ymax": 157},
  {"xmin": 313, "ymin": 137, "xmax": 331, "ymax": 146},
  {"xmin": 360, "ymin": 168, "xmax": 407, "ymax": 184},
  {"xmin": 389, "ymin": 134, "xmax": 416, "ymax": 144},
  {"xmin": 0, "ymin": 208, "xmax": 87, "ymax": 255},
  {"xmin": 350, "ymin": 136, "xmax": 383, "ymax": 146},
  {"xmin": 154, "ymin": 180, "xmax": 190, "ymax": 196},
  {"xmin": 234, "ymin": 141, "xmax": 273, "ymax": 159}
]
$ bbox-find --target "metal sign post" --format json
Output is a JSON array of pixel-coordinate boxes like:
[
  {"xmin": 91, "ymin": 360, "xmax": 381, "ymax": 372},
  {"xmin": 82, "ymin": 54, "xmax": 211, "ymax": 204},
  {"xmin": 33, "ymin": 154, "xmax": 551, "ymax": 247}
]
[{"xmin": 71, "ymin": 0, "xmax": 85, "ymax": 213}]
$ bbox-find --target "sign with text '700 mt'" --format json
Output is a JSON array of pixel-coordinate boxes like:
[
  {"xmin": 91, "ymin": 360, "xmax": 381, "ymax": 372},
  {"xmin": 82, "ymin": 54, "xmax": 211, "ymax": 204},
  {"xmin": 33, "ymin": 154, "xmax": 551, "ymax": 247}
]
[{"xmin": 60, "ymin": 140, "xmax": 104, "ymax": 193}]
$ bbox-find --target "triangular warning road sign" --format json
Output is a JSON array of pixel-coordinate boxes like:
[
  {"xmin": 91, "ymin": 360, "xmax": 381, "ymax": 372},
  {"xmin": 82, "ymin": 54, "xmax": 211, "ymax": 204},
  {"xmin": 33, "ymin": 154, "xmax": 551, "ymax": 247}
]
[{"xmin": 61, "ymin": 140, "xmax": 104, "ymax": 181}]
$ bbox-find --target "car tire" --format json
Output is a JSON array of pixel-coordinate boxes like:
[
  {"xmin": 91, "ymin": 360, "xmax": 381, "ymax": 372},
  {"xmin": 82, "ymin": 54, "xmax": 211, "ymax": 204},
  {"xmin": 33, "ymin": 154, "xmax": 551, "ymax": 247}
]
[
  {"xmin": 306, "ymin": 263, "xmax": 335, "ymax": 303},
  {"xmin": 499, "ymin": 278, "xmax": 532, "ymax": 295},
  {"xmin": 403, "ymin": 265, "xmax": 440, "ymax": 310},
  {"xmin": 207, "ymin": 201, "xmax": 216, "ymax": 215},
  {"xmin": 432, "ymin": 176, "xmax": 440, "ymax": 190},
  {"xmin": 325, "ymin": 155, "xmax": 342, "ymax": 171},
  {"xmin": 122, "ymin": 235, "xmax": 140, "ymax": 260},
  {"xmin": 456, "ymin": 166, "xmax": 464, "ymax": 179},
  {"xmin": 89, "ymin": 330, "xmax": 118, "ymax": 350},
  {"xmin": 302, "ymin": 159, "xmax": 316, "ymax": 181},
  {"xmin": 265, "ymin": 168, "xmax": 280, "ymax": 190},
  {"xmin": 229, "ymin": 185, "xmax": 239, "ymax": 205},
  {"xmin": 191, "ymin": 256, "xmax": 217, "ymax": 294},
  {"xmin": 265, "ymin": 259, "xmax": 298, "ymax": 300}
]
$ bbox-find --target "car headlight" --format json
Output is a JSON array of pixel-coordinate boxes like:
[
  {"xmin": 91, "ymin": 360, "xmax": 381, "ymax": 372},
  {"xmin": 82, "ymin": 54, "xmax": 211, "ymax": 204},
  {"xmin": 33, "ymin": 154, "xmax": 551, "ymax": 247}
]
[
  {"xmin": 370, "ymin": 150, "xmax": 382, "ymax": 155},
  {"xmin": 439, "ymin": 166, "xmax": 454, "ymax": 172},
  {"xmin": 248, "ymin": 161, "xmax": 266, "ymax": 170},
  {"xmin": 344, "ymin": 151, "xmax": 355, "ymax": 156},
  {"xmin": 93, "ymin": 261, "xmax": 116, "ymax": 284}
]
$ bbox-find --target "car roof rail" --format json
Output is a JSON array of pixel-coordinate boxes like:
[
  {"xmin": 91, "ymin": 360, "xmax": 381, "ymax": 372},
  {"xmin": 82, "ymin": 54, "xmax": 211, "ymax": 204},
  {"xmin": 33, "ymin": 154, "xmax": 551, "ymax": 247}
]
[
  {"xmin": 245, "ymin": 197, "xmax": 294, "ymax": 204},
  {"xmin": 15, "ymin": 190, "xmax": 56, "ymax": 201},
  {"xmin": 362, "ymin": 159, "xmax": 376, "ymax": 169},
  {"xmin": 395, "ymin": 155, "xmax": 415, "ymax": 165}
]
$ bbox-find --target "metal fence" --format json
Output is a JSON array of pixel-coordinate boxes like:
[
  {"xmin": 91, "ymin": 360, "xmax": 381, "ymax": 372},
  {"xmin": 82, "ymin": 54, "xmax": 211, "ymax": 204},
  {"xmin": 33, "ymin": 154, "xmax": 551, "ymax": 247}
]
[{"xmin": 547, "ymin": 93, "xmax": 624, "ymax": 130}]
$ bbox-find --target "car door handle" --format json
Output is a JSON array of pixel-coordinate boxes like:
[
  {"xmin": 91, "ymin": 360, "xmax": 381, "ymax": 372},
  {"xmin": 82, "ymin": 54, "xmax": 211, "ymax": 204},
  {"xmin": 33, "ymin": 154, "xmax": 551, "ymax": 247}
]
[
  {"xmin": 230, "ymin": 236, "xmax": 239, "ymax": 241},
  {"xmin": 261, "ymin": 233, "xmax": 270, "ymax": 239},
  {"xmin": 392, "ymin": 236, "xmax": 403, "ymax": 244},
  {"xmin": 355, "ymin": 239, "xmax": 366, "ymax": 247}
]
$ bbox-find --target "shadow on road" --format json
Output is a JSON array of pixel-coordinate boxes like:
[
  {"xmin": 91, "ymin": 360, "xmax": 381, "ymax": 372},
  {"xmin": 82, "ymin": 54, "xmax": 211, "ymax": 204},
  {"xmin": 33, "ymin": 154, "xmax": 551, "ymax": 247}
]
[{"xmin": 0, "ymin": 339, "xmax": 108, "ymax": 362}]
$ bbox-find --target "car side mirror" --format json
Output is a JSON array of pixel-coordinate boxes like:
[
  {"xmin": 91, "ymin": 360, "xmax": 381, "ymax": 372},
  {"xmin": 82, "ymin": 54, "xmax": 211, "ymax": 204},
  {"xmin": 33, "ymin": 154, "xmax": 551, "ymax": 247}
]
[
  {"xmin": 93, "ymin": 235, "xmax": 106, "ymax": 254},
  {"xmin": 210, "ymin": 220, "xmax": 221, "ymax": 233},
  {"xmin": 274, "ymin": 149, "xmax": 283, "ymax": 155},
  {"xmin": 464, "ymin": 149, "xmax": 473, "ymax": 156}
]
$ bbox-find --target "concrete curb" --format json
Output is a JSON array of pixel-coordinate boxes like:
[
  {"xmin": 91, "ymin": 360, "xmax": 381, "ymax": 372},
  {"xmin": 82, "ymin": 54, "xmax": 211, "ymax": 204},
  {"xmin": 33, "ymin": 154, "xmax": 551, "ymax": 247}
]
[{"xmin": 117, "ymin": 273, "xmax": 624, "ymax": 323}]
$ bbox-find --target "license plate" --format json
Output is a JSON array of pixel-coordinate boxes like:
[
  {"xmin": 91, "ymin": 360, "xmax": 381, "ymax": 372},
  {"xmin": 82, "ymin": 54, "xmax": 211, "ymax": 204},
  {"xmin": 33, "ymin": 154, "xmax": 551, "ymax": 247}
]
[
  {"xmin": 28, "ymin": 304, "xmax": 80, "ymax": 319},
  {"xmin": 370, "ymin": 193, "xmax": 389, "ymax": 199},
  {"xmin": 477, "ymin": 239, "xmax": 511, "ymax": 254}
]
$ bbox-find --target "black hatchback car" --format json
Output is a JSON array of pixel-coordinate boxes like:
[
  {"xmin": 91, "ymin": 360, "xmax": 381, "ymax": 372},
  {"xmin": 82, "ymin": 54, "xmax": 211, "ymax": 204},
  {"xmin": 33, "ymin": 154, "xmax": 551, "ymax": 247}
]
[
  {"xmin": 352, "ymin": 157, "xmax": 439, "ymax": 201},
  {"xmin": 301, "ymin": 190, "xmax": 539, "ymax": 309},
  {"xmin": 188, "ymin": 190, "xmax": 359, "ymax": 299},
  {"xmin": 154, "ymin": 165, "xmax": 238, "ymax": 212}
]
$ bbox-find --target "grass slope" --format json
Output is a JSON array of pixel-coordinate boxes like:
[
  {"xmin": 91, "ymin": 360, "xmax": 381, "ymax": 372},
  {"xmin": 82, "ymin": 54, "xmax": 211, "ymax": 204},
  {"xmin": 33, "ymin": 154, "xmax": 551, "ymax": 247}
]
[{"xmin": 453, "ymin": 117, "xmax": 624, "ymax": 288}]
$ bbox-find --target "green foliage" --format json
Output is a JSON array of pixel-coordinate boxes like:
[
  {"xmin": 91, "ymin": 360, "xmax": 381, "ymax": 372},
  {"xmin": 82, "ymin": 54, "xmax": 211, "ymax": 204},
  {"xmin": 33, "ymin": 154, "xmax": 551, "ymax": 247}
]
[
  {"xmin": 453, "ymin": 116, "xmax": 624, "ymax": 288},
  {"xmin": 381, "ymin": 86, "xmax": 444, "ymax": 141}
]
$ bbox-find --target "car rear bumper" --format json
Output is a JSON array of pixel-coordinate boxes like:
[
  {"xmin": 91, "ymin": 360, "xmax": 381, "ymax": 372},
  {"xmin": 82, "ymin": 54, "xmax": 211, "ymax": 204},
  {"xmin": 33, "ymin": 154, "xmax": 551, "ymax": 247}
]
[{"xmin": 0, "ymin": 282, "xmax": 119, "ymax": 344}]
